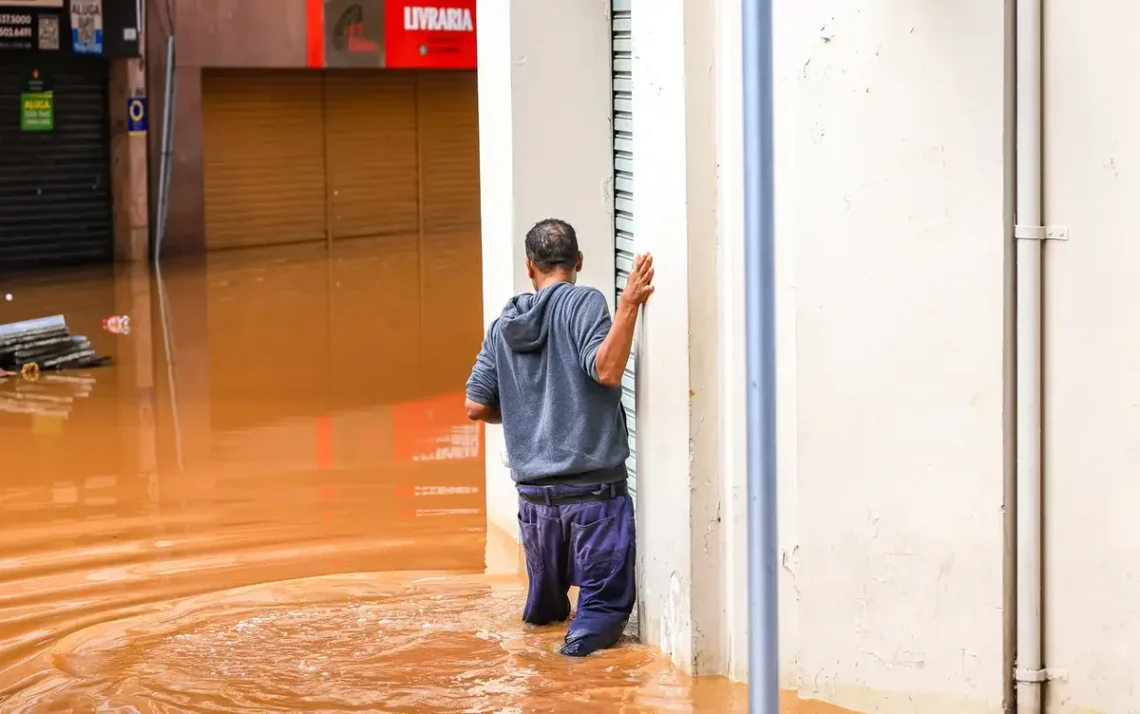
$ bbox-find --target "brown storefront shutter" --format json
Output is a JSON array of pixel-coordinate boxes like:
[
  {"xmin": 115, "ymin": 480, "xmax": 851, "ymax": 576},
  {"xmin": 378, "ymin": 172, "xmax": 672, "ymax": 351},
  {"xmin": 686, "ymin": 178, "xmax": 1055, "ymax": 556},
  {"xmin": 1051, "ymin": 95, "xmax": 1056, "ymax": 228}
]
[
  {"xmin": 324, "ymin": 71, "xmax": 419, "ymax": 240},
  {"xmin": 0, "ymin": 55, "xmax": 113, "ymax": 269},
  {"xmin": 416, "ymin": 71, "xmax": 481, "ymax": 235},
  {"xmin": 202, "ymin": 70, "xmax": 327, "ymax": 251},
  {"xmin": 415, "ymin": 70, "xmax": 483, "ymax": 387}
]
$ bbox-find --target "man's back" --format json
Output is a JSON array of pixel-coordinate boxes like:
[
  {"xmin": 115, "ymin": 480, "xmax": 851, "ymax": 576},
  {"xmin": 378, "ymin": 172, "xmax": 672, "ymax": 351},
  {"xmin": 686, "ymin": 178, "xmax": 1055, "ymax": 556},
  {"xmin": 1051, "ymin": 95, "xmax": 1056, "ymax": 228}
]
[
  {"xmin": 463, "ymin": 218, "xmax": 653, "ymax": 658},
  {"xmin": 465, "ymin": 282, "xmax": 629, "ymax": 485}
]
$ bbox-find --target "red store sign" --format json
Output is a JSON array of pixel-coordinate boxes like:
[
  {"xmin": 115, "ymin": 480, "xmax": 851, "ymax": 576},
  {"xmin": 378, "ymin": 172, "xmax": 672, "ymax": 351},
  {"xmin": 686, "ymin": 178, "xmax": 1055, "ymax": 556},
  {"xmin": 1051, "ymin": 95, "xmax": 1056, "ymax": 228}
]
[{"xmin": 308, "ymin": 0, "xmax": 476, "ymax": 70}]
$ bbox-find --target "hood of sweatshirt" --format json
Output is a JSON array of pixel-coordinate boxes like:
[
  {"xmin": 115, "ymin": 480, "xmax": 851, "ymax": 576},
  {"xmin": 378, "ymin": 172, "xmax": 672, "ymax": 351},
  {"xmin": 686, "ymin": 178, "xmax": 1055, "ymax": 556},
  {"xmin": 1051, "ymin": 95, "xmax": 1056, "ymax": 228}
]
[{"xmin": 497, "ymin": 282, "xmax": 571, "ymax": 353}]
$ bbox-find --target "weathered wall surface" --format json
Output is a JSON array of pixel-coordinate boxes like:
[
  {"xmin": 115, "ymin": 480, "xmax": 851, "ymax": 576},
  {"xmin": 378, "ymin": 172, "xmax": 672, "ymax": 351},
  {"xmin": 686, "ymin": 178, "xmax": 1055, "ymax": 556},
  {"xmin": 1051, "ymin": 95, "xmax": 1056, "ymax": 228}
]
[
  {"xmin": 109, "ymin": 18, "xmax": 150, "ymax": 261},
  {"xmin": 176, "ymin": 0, "xmax": 309, "ymax": 69},
  {"xmin": 777, "ymin": 1, "xmax": 1007, "ymax": 711},
  {"xmin": 1042, "ymin": 3, "xmax": 1140, "ymax": 713},
  {"xmin": 477, "ymin": 0, "xmax": 1017, "ymax": 706},
  {"xmin": 713, "ymin": 0, "xmax": 804, "ymax": 687},
  {"xmin": 146, "ymin": 0, "xmax": 309, "ymax": 256},
  {"xmin": 477, "ymin": 2, "xmax": 1140, "ymax": 712},
  {"xmin": 629, "ymin": 0, "xmax": 721, "ymax": 672}
]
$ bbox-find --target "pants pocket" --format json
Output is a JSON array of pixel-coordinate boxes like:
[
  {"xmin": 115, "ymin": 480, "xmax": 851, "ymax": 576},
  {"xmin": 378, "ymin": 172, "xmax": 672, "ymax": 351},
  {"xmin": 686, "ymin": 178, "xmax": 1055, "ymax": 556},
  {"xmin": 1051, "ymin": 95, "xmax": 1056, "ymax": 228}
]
[
  {"xmin": 569, "ymin": 510, "xmax": 625, "ymax": 583},
  {"xmin": 518, "ymin": 512, "xmax": 545, "ymax": 574}
]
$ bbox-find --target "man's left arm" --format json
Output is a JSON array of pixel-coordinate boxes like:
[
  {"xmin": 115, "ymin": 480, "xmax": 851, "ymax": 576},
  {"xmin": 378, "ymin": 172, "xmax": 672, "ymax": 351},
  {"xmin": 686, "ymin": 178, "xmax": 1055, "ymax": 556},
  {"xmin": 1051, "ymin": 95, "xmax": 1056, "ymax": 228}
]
[{"xmin": 465, "ymin": 321, "xmax": 502, "ymax": 424}]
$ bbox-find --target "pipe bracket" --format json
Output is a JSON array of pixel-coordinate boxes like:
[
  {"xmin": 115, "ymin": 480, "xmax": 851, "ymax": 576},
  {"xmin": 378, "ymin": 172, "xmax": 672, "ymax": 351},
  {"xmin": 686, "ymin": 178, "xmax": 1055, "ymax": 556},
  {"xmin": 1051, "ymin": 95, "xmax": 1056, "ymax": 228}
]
[
  {"xmin": 1015, "ymin": 224, "xmax": 1069, "ymax": 241},
  {"xmin": 1015, "ymin": 667, "xmax": 1069, "ymax": 683}
]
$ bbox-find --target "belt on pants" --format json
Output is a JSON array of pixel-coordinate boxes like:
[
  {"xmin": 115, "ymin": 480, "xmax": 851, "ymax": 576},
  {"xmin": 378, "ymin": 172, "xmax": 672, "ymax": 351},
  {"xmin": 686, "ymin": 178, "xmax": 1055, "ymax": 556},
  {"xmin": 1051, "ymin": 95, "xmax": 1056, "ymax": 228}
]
[{"xmin": 518, "ymin": 482, "xmax": 628, "ymax": 506}]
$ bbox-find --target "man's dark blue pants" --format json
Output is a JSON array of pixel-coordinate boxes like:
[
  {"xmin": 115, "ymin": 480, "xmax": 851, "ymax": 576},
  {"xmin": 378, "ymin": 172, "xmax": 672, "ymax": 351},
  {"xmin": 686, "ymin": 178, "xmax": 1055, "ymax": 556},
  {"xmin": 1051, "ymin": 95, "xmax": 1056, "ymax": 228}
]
[{"xmin": 516, "ymin": 483, "xmax": 636, "ymax": 657}]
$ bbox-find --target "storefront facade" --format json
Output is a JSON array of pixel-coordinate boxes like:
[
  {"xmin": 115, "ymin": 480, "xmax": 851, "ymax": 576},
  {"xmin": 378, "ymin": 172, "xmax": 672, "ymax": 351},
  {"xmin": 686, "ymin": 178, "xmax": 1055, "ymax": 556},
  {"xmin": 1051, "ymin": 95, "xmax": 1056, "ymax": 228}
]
[
  {"xmin": 0, "ymin": 0, "xmax": 144, "ymax": 270},
  {"xmin": 150, "ymin": 0, "xmax": 479, "ymax": 255}
]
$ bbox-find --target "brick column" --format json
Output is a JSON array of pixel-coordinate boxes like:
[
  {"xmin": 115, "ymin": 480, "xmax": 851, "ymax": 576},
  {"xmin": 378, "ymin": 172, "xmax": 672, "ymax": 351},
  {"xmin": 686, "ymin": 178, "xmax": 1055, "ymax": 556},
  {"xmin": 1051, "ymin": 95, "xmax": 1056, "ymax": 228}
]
[{"xmin": 109, "ymin": 41, "xmax": 149, "ymax": 261}]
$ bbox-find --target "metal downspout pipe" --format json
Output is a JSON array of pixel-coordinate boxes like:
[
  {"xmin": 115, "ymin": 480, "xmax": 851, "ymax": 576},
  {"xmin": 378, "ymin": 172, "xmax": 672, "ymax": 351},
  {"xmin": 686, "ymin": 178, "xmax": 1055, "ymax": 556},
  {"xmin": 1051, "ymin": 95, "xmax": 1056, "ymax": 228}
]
[
  {"xmin": 153, "ymin": 33, "xmax": 176, "ymax": 264},
  {"xmin": 1014, "ymin": 0, "xmax": 1045, "ymax": 711},
  {"xmin": 741, "ymin": 0, "xmax": 779, "ymax": 711}
]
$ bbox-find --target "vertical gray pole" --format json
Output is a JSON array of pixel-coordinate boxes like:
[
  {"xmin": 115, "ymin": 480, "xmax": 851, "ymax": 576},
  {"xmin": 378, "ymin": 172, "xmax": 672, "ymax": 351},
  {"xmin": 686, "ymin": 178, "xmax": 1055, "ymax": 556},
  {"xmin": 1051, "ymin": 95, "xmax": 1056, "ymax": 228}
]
[
  {"xmin": 742, "ymin": 0, "xmax": 778, "ymax": 712},
  {"xmin": 154, "ymin": 35, "xmax": 175, "ymax": 263}
]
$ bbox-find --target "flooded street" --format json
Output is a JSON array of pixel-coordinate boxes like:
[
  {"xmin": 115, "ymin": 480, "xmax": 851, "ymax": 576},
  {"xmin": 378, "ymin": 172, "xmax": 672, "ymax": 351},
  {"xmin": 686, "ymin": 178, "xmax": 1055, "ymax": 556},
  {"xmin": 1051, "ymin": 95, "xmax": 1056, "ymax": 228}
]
[{"xmin": 0, "ymin": 239, "xmax": 766, "ymax": 713}]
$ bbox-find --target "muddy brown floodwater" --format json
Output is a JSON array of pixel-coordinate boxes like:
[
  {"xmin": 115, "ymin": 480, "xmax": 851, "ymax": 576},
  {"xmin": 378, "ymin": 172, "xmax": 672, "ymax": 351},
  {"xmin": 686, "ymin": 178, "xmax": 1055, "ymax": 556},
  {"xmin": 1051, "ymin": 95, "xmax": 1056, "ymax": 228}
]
[{"xmin": 0, "ymin": 239, "xmax": 847, "ymax": 713}]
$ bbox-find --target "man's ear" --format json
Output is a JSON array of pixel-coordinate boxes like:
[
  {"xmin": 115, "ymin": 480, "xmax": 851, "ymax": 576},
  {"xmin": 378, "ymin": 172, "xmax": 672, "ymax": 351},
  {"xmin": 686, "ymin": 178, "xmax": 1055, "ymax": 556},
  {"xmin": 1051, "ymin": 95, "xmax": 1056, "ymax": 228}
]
[
  {"xmin": 575, "ymin": 252, "xmax": 584, "ymax": 272},
  {"xmin": 526, "ymin": 258, "xmax": 537, "ymax": 280}
]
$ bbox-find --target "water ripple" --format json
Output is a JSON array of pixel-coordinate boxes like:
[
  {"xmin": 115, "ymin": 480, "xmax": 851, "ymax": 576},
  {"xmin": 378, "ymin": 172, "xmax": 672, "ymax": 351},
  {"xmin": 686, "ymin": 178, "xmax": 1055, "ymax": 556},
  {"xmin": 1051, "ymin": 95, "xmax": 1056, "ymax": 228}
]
[{"xmin": 1, "ymin": 573, "xmax": 736, "ymax": 713}]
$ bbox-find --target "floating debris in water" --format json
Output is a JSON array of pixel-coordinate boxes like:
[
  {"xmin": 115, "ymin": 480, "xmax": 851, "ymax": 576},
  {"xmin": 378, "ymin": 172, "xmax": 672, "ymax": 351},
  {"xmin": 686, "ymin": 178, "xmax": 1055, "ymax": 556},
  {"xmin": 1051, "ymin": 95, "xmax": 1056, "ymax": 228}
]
[
  {"xmin": 101, "ymin": 315, "xmax": 131, "ymax": 335},
  {"xmin": 0, "ymin": 315, "xmax": 111, "ymax": 374}
]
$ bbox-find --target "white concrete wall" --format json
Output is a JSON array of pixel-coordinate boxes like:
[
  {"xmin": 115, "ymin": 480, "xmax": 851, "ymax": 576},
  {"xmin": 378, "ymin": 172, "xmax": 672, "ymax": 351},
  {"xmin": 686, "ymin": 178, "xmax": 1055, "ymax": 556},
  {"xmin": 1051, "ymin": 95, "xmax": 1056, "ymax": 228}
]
[
  {"xmin": 479, "ymin": 2, "xmax": 1140, "ymax": 712},
  {"xmin": 1042, "ymin": 3, "xmax": 1140, "ymax": 713},
  {"xmin": 778, "ymin": 1, "xmax": 1007, "ymax": 712},
  {"xmin": 480, "ymin": 1, "xmax": 1014, "ymax": 708},
  {"xmin": 628, "ymin": 0, "xmax": 718, "ymax": 672},
  {"xmin": 628, "ymin": 0, "xmax": 700, "ymax": 668},
  {"xmin": 713, "ymin": 0, "xmax": 751, "ymax": 684},
  {"xmin": 474, "ymin": 0, "xmax": 615, "ymax": 553},
  {"xmin": 714, "ymin": 0, "xmax": 804, "ymax": 687}
]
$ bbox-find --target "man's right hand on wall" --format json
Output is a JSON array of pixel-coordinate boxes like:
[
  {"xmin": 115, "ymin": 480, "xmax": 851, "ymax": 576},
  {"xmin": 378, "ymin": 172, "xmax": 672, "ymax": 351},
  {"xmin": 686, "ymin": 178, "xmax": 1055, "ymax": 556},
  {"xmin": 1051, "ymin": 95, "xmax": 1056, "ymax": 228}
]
[{"xmin": 619, "ymin": 253, "xmax": 655, "ymax": 309}]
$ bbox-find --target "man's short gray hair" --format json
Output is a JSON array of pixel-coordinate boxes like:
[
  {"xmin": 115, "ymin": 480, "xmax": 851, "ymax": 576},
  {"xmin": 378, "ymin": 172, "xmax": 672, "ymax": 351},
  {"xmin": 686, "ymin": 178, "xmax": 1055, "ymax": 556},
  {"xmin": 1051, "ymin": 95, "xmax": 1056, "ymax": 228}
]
[{"xmin": 525, "ymin": 218, "xmax": 579, "ymax": 271}]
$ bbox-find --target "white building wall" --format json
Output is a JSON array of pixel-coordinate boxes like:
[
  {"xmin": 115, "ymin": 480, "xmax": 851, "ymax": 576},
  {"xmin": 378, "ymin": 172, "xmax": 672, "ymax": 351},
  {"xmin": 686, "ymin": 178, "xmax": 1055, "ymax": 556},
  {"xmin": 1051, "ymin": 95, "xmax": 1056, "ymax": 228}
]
[
  {"xmin": 713, "ymin": 0, "xmax": 751, "ymax": 684},
  {"xmin": 778, "ymin": 1, "xmax": 1006, "ymax": 712},
  {"xmin": 627, "ymin": 0, "xmax": 696, "ymax": 666},
  {"xmin": 713, "ymin": 0, "xmax": 804, "ymax": 687},
  {"xmin": 480, "ymin": 2, "xmax": 1021, "ymax": 710},
  {"xmin": 474, "ymin": 0, "xmax": 615, "ymax": 556},
  {"xmin": 629, "ymin": 0, "xmax": 724, "ymax": 672},
  {"xmin": 1042, "ymin": 3, "xmax": 1140, "ymax": 713}
]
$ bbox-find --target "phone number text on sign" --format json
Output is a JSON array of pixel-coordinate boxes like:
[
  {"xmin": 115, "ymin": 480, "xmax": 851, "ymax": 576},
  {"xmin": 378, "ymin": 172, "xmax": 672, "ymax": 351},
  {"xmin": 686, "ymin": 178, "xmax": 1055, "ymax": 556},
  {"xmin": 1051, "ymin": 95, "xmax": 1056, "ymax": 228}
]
[{"xmin": 0, "ymin": 12, "xmax": 33, "ymax": 49}]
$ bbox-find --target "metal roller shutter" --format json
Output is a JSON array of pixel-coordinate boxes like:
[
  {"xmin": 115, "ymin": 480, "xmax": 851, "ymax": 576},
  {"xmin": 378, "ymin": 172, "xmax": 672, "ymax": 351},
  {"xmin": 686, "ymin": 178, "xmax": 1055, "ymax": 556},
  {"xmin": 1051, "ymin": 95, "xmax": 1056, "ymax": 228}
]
[
  {"xmin": 612, "ymin": 0, "xmax": 637, "ymax": 500},
  {"xmin": 0, "ymin": 55, "xmax": 112, "ymax": 270},
  {"xmin": 416, "ymin": 70, "xmax": 484, "ymax": 387},
  {"xmin": 325, "ymin": 70, "xmax": 419, "ymax": 240},
  {"xmin": 416, "ymin": 70, "xmax": 480, "ymax": 235},
  {"xmin": 202, "ymin": 70, "xmax": 327, "ymax": 251}
]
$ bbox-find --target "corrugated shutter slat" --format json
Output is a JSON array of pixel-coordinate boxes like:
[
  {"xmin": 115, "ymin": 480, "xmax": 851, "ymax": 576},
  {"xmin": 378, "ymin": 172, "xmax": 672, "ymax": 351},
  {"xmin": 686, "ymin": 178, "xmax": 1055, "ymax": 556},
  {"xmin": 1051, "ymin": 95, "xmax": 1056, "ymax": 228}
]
[
  {"xmin": 202, "ymin": 70, "xmax": 327, "ymax": 251},
  {"xmin": 416, "ymin": 70, "xmax": 484, "ymax": 387},
  {"xmin": 325, "ymin": 70, "xmax": 419, "ymax": 240},
  {"xmin": 612, "ymin": 0, "xmax": 636, "ymax": 501},
  {"xmin": 417, "ymin": 71, "xmax": 481, "ymax": 235},
  {"xmin": 0, "ymin": 55, "xmax": 112, "ymax": 270}
]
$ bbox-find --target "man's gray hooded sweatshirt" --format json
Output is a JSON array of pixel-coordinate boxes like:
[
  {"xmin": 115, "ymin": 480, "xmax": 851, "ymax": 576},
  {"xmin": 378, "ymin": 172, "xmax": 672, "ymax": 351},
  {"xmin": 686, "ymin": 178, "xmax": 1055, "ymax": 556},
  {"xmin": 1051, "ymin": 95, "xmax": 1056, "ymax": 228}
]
[{"xmin": 465, "ymin": 281, "xmax": 629, "ymax": 486}]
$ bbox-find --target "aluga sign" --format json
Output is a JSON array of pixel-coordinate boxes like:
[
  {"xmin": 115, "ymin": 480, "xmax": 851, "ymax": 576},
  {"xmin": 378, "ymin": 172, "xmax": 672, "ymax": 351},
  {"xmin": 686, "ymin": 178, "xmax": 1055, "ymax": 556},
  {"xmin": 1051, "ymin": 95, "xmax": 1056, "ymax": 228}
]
[{"xmin": 402, "ymin": 6, "xmax": 473, "ymax": 32}]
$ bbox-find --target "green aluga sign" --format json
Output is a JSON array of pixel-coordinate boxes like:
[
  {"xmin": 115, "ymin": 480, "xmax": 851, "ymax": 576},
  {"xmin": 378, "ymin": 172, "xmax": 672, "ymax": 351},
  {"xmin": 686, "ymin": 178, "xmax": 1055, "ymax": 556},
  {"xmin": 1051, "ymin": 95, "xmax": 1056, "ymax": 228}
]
[{"xmin": 20, "ymin": 69, "xmax": 53, "ymax": 132}]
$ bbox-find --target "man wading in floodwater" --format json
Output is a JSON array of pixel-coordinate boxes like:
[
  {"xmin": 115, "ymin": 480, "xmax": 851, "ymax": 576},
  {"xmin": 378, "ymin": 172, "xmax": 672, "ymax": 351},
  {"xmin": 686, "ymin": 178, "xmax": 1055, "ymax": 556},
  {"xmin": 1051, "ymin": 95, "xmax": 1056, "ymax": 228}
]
[{"xmin": 464, "ymin": 218, "xmax": 654, "ymax": 657}]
